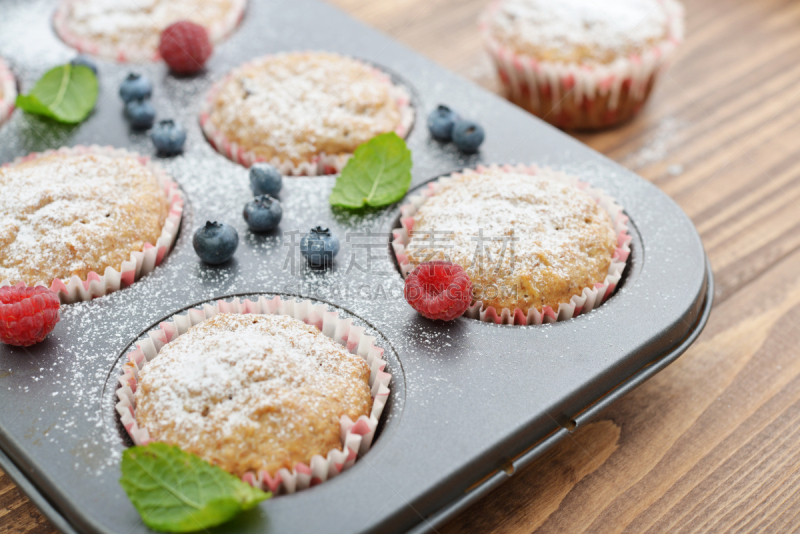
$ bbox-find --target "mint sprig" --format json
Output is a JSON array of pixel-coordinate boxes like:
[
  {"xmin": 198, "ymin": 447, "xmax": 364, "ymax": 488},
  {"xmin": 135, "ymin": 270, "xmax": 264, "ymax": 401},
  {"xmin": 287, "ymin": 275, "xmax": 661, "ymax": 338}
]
[
  {"xmin": 16, "ymin": 64, "xmax": 98, "ymax": 124},
  {"xmin": 329, "ymin": 132, "xmax": 412, "ymax": 209},
  {"xmin": 120, "ymin": 443, "xmax": 270, "ymax": 533}
]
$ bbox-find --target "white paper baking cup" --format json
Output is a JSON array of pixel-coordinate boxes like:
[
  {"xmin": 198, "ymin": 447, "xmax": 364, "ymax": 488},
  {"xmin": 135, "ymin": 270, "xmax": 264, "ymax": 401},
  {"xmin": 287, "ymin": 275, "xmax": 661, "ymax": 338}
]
[
  {"xmin": 0, "ymin": 57, "xmax": 16, "ymax": 127},
  {"xmin": 478, "ymin": 0, "xmax": 684, "ymax": 115},
  {"xmin": 52, "ymin": 0, "xmax": 247, "ymax": 62},
  {"xmin": 199, "ymin": 53, "xmax": 415, "ymax": 175},
  {"xmin": 115, "ymin": 295, "xmax": 392, "ymax": 495},
  {"xmin": 0, "ymin": 146, "xmax": 184, "ymax": 304},
  {"xmin": 392, "ymin": 164, "xmax": 631, "ymax": 325}
]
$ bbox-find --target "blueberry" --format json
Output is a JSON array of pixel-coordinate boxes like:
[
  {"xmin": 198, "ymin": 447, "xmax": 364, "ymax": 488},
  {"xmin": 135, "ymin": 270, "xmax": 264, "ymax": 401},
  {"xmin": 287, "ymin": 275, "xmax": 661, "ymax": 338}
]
[
  {"xmin": 119, "ymin": 72, "xmax": 152, "ymax": 102},
  {"xmin": 70, "ymin": 55, "xmax": 98, "ymax": 75},
  {"xmin": 125, "ymin": 98, "xmax": 155, "ymax": 129},
  {"xmin": 452, "ymin": 120, "xmax": 485, "ymax": 154},
  {"xmin": 300, "ymin": 226, "xmax": 340, "ymax": 268},
  {"xmin": 151, "ymin": 119, "xmax": 186, "ymax": 154},
  {"xmin": 243, "ymin": 195, "xmax": 282, "ymax": 232},
  {"xmin": 427, "ymin": 105, "xmax": 460, "ymax": 141},
  {"xmin": 249, "ymin": 162, "xmax": 283, "ymax": 197},
  {"xmin": 193, "ymin": 221, "xmax": 239, "ymax": 265}
]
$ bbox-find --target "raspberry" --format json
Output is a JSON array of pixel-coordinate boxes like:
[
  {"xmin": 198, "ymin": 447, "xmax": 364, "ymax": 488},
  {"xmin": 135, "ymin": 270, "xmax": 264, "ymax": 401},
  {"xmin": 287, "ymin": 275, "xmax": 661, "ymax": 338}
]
[
  {"xmin": 404, "ymin": 261, "xmax": 473, "ymax": 321},
  {"xmin": 0, "ymin": 285, "xmax": 61, "ymax": 347},
  {"xmin": 158, "ymin": 21, "xmax": 213, "ymax": 75}
]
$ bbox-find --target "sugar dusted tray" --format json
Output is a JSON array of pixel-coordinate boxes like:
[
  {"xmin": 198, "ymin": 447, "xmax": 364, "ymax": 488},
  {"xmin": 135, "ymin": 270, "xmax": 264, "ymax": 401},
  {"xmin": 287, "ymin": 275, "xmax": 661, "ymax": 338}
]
[{"xmin": 0, "ymin": 0, "xmax": 711, "ymax": 532}]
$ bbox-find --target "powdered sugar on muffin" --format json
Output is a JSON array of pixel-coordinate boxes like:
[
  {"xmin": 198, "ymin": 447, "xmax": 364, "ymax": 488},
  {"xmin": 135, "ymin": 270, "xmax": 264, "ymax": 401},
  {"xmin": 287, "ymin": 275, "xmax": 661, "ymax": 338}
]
[
  {"xmin": 200, "ymin": 52, "xmax": 414, "ymax": 174},
  {"xmin": 134, "ymin": 313, "xmax": 372, "ymax": 477},
  {"xmin": 0, "ymin": 151, "xmax": 168, "ymax": 286},
  {"xmin": 405, "ymin": 168, "xmax": 618, "ymax": 314},
  {"xmin": 53, "ymin": 0, "xmax": 246, "ymax": 61},
  {"xmin": 488, "ymin": 0, "xmax": 673, "ymax": 64}
]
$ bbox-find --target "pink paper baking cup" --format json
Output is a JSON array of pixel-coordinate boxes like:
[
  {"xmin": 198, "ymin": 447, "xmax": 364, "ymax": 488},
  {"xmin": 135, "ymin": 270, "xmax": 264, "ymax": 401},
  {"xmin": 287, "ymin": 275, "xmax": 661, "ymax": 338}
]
[
  {"xmin": 199, "ymin": 53, "xmax": 415, "ymax": 175},
  {"xmin": 478, "ymin": 0, "xmax": 684, "ymax": 113},
  {"xmin": 114, "ymin": 295, "xmax": 392, "ymax": 495},
  {"xmin": 0, "ymin": 57, "xmax": 16, "ymax": 127},
  {"xmin": 392, "ymin": 164, "xmax": 632, "ymax": 325},
  {"xmin": 52, "ymin": 0, "xmax": 247, "ymax": 62},
  {"xmin": 0, "ymin": 146, "xmax": 184, "ymax": 304}
]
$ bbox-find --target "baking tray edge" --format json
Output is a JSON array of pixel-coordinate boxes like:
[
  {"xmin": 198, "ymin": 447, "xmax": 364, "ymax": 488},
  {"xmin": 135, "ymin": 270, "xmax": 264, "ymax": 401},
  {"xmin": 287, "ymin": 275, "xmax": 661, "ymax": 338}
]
[
  {"xmin": 407, "ymin": 254, "xmax": 714, "ymax": 534},
  {"xmin": 0, "ymin": 445, "xmax": 78, "ymax": 534}
]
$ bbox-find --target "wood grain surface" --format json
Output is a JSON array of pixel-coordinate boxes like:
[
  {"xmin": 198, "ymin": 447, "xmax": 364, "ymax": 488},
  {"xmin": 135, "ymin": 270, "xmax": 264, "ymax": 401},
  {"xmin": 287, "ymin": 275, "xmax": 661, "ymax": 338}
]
[{"xmin": 4, "ymin": 0, "xmax": 800, "ymax": 532}]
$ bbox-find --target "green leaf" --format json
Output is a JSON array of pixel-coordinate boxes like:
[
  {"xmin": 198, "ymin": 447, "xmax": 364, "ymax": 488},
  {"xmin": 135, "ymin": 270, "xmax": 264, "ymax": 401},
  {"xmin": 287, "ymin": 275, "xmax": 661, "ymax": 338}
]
[
  {"xmin": 329, "ymin": 131, "xmax": 413, "ymax": 209},
  {"xmin": 120, "ymin": 443, "xmax": 270, "ymax": 533},
  {"xmin": 15, "ymin": 64, "xmax": 98, "ymax": 124}
]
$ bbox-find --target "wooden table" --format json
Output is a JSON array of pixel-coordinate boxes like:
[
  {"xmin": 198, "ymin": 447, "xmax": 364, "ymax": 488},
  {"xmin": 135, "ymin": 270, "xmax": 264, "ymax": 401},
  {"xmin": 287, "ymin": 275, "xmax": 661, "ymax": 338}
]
[{"xmin": 4, "ymin": 0, "xmax": 800, "ymax": 531}]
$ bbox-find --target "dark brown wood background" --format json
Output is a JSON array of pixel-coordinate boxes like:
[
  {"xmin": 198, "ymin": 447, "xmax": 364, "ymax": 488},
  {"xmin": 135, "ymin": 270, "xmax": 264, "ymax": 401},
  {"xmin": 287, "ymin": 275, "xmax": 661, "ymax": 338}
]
[{"xmin": 5, "ymin": 0, "xmax": 800, "ymax": 531}]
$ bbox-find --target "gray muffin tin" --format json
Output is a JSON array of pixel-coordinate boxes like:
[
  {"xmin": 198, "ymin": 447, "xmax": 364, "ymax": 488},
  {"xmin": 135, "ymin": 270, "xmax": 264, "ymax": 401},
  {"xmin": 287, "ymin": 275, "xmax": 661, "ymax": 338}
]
[{"xmin": 0, "ymin": 0, "xmax": 712, "ymax": 533}]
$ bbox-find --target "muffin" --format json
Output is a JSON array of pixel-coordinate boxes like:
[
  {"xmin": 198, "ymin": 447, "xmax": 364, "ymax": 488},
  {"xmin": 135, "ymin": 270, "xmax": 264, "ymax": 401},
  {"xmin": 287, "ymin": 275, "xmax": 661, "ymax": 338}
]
[
  {"xmin": 200, "ymin": 51, "xmax": 414, "ymax": 174},
  {"xmin": 0, "ymin": 57, "xmax": 16, "ymax": 127},
  {"xmin": 0, "ymin": 147, "xmax": 180, "ymax": 299},
  {"xmin": 479, "ymin": 0, "xmax": 685, "ymax": 130},
  {"xmin": 394, "ymin": 165, "xmax": 630, "ymax": 324},
  {"xmin": 134, "ymin": 313, "xmax": 373, "ymax": 478},
  {"xmin": 53, "ymin": 0, "xmax": 246, "ymax": 61}
]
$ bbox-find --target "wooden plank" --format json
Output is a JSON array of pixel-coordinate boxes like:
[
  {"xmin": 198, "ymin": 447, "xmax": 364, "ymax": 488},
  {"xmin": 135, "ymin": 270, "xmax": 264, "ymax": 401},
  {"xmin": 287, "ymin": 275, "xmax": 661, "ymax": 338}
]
[{"xmin": 0, "ymin": 470, "xmax": 57, "ymax": 533}]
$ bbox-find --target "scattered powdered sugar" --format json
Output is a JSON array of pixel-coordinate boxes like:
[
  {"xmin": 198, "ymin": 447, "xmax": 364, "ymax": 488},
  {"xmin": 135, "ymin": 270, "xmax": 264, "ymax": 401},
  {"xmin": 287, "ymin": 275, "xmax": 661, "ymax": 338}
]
[
  {"xmin": 623, "ymin": 115, "xmax": 688, "ymax": 170},
  {"xmin": 490, "ymin": 0, "xmax": 671, "ymax": 63}
]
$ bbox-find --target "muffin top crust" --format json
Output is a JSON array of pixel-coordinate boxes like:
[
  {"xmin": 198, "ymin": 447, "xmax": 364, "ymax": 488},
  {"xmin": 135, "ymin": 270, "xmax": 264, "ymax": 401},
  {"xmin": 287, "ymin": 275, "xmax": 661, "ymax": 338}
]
[
  {"xmin": 486, "ymin": 0, "xmax": 680, "ymax": 64},
  {"xmin": 134, "ymin": 313, "xmax": 372, "ymax": 477},
  {"xmin": 405, "ymin": 168, "xmax": 618, "ymax": 314},
  {"xmin": 55, "ymin": 0, "xmax": 245, "ymax": 60},
  {"xmin": 205, "ymin": 52, "xmax": 409, "ymax": 168},
  {"xmin": 0, "ymin": 152, "xmax": 168, "ymax": 286}
]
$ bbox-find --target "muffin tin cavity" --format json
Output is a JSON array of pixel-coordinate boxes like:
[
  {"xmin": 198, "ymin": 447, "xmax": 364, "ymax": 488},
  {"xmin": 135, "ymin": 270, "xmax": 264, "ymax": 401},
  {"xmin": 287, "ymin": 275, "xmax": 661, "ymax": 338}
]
[{"xmin": 103, "ymin": 293, "xmax": 405, "ymax": 492}]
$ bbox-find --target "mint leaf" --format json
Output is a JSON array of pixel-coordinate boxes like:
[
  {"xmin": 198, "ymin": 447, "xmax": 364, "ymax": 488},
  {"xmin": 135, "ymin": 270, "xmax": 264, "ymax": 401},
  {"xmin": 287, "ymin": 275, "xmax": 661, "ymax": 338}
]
[
  {"xmin": 15, "ymin": 64, "xmax": 98, "ymax": 124},
  {"xmin": 120, "ymin": 443, "xmax": 270, "ymax": 533},
  {"xmin": 330, "ymin": 132, "xmax": 412, "ymax": 209}
]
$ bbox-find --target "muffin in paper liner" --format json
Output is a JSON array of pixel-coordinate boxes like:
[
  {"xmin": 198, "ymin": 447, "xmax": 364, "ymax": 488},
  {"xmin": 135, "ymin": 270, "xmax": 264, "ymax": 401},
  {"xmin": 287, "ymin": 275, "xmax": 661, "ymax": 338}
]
[
  {"xmin": 392, "ymin": 164, "xmax": 631, "ymax": 325},
  {"xmin": 0, "ymin": 57, "xmax": 16, "ymax": 127},
  {"xmin": 115, "ymin": 295, "xmax": 392, "ymax": 495},
  {"xmin": 478, "ymin": 0, "xmax": 685, "ymax": 130},
  {"xmin": 199, "ymin": 53, "xmax": 415, "ymax": 175},
  {"xmin": 52, "ymin": 0, "xmax": 247, "ymax": 62},
  {"xmin": 0, "ymin": 145, "xmax": 184, "ymax": 304}
]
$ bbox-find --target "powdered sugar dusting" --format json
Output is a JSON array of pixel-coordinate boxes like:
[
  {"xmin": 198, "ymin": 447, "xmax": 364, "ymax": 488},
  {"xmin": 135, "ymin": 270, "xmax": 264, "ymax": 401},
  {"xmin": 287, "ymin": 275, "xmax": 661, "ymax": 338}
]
[
  {"xmin": 406, "ymin": 168, "xmax": 618, "ymax": 313},
  {"xmin": 0, "ymin": 152, "xmax": 168, "ymax": 286},
  {"xmin": 56, "ymin": 0, "xmax": 245, "ymax": 58},
  {"xmin": 208, "ymin": 52, "xmax": 407, "ymax": 166},
  {"xmin": 135, "ymin": 313, "xmax": 372, "ymax": 476},
  {"xmin": 489, "ymin": 0, "xmax": 672, "ymax": 64}
]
